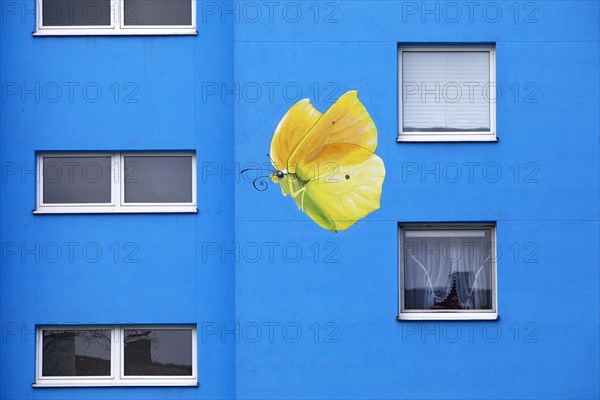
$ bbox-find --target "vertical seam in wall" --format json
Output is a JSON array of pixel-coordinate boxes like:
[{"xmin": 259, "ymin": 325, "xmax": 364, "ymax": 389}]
[
  {"xmin": 597, "ymin": 27, "xmax": 600, "ymax": 395},
  {"xmin": 232, "ymin": 8, "xmax": 237, "ymax": 397},
  {"xmin": 194, "ymin": 24, "xmax": 199, "ymax": 329},
  {"xmin": 231, "ymin": 3, "xmax": 238, "ymax": 396}
]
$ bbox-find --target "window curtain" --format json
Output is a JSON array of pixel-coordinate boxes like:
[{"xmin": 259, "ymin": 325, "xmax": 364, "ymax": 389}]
[
  {"xmin": 402, "ymin": 51, "xmax": 490, "ymax": 132},
  {"xmin": 403, "ymin": 231, "xmax": 492, "ymax": 310}
]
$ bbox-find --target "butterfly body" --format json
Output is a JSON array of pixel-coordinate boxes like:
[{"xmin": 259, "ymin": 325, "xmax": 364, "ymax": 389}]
[
  {"xmin": 270, "ymin": 172, "xmax": 305, "ymax": 208},
  {"xmin": 268, "ymin": 91, "xmax": 385, "ymax": 232}
]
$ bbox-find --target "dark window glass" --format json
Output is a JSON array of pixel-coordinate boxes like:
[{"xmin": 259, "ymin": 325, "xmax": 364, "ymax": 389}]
[
  {"xmin": 42, "ymin": 329, "xmax": 111, "ymax": 376},
  {"xmin": 403, "ymin": 229, "xmax": 493, "ymax": 310},
  {"xmin": 124, "ymin": 329, "xmax": 193, "ymax": 376},
  {"xmin": 124, "ymin": 0, "xmax": 192, "ymax": 26},
  {"xmin": 42, "ymin": 156, "xmax": 112, "ymax": 204},
  {"xmin": 124, "ymin": 156, "xmax": 193, "ymax": 203},
  {"xmin": 42, "ymin": 0, "xmax": 111, "ymax": 26}
]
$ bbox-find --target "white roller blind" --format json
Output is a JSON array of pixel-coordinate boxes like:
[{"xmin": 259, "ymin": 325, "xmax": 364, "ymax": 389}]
[{"xmin": 402, "ymin": 51, "xmax": 490, "ymax": 132}]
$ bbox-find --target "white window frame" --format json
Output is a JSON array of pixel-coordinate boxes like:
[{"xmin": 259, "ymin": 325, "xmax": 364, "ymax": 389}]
[
  {"xmin": 34, "ymin": 151, "xmax": 197, "ymax": 214},
  {"xmin": 34, "ymin": 0, "xmax": 197, "ymax": 36},
  {"xmin": 397, "ymin": 46, "xmax": 497, "ymax": 142},
  {"xmin": 34, "ymin": 325, "xmax": 198, "ymax": 387},
  {"xmin": 398, "ymin": 223, "xmax": 498, "ymax": 320}
]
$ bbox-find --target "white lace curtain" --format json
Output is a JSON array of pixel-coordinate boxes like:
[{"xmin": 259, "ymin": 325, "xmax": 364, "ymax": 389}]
[{"xmin": 403, "ymin": 230, "xmax": 492, "ymax": 310}]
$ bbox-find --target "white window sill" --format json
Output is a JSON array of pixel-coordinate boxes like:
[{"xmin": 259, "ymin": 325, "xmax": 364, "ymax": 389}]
[
  {"xmin": 397, "ymin": 133, "xmax": 498, "ymax": 142},
  {"xmin": 33, "ymin": 206, "xmax": 197, "ymax": 214},
  {"xmin": 398, "ymin": 312, "xmax": 498, "ymax": 321},
  {"xmin": 33, "ymin": 28, "xmax": 197, "ymax": 36},
  {"xmin": 33, "ymin": 380, "xmax": 198, "ymax": 387}
]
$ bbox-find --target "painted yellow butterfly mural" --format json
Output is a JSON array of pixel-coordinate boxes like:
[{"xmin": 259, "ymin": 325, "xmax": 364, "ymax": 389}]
[{"xmin": 248, "ymin": 90, "xmax": 385, "ymax": 232}]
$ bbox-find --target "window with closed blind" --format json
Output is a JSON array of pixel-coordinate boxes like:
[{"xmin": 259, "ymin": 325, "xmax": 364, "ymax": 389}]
[{"xmin": 398, "ymin": 46, "xmax": 496, "ymax": 142}]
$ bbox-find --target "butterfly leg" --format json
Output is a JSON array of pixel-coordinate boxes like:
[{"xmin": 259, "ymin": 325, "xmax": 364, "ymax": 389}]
[{"xmin": 288, "ymin": 186, "xmax": 307, "ymax": 211}]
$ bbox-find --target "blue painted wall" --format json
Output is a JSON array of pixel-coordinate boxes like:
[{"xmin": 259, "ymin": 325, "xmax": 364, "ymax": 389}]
[
  {"xmin": 233, "ymin": 1, "xmax": 599, "ymax": 399},
  {"xmin": 2, "ymin": 1, "xmax": 599, "ymax": 399},
  {"xmin": 0, "ymin": 0, "xmax": 236, "ymax": 398}
]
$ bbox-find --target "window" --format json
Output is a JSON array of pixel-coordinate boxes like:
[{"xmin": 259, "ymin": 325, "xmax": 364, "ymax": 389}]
[
  {"xmin": 398, "ymin": 224, "xmax": 497, "ymax": 320},
  {"xmin": 34, "ymin": 0, "xmax": 196, "ymax": 36},
  {"xmin": 35, "ymin": 152, "xmax": 197, "ymax": 214},
  {"xmin": 398, "ymin": 46, "xmax": 496, "ymax": 142},
  {"xmin": 35, "ymin": 325, "xmax": 197, "ymax": 387}
]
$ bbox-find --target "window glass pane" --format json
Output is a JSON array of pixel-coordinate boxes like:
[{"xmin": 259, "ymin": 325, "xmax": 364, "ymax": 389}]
[
  {"xmin": 124, "ymin": 329, "xmax": 193, "ymax": 376},
  {"xmin": 42, "ymin": 329, "xmax": 111, "ymax": 376},
  {"xmin": 124, "ymin": 0, "xmax": 192, "ymax": 26},
  {"xmin": 43, "ymin": 156, "xmax": 112, "ymax": 204},
  {"xmin": 402, "ymin": 51, "xmax": 490, "ymax": 132},
  {"xmin": 42, "ymin": 0, "xmax": 111, "ymax": 26},
  {"xmin": 403, "ymin": 229, "xmax": 493, "ymax": 310},
  {"xmin": 124, "ymin": 156, "xmax": 193, "ymax": 203}
]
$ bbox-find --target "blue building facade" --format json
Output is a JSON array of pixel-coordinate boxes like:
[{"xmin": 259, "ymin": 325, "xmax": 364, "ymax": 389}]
[{"xmin": 1, "ymin": 1, "xmax": 599, "ymax": 399}]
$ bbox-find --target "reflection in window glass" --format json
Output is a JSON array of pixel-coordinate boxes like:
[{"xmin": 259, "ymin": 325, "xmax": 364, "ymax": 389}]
[
  {"xmin": 124, "ymin": 329, "xmax": 193, "ymax": 376},
  {"xmin": 123, "ymin": 156, "xmax": 193, "ymax": 203},
  {"xmin": 123, "ymin": 0, "xmax": 192, "ymax": 26},
  {"xmin": 42, "ymin": 329, "xmax": 111, "ymax": 376},
  {"xmin": 42, "ymin": 0, "xmax": 111, "ymax": 26},
  {"xmin": 42, "ymin": 156, "xmax": 112, "ymax": 204}
]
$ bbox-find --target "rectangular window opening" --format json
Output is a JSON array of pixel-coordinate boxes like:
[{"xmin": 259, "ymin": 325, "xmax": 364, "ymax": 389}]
[
  {"xmin": 398, "ymin": 223, "xmax": 498, "ymax": 320},
  {"xmin": 34, "ymin": 151, "xmax": 197, "ymax": 214},
  {"xmin": 398, "ymin": 45, "xmax": 497, "ymax": 142},
  {"xmin": 35, "ymin": 0, "xmax": 197, "ymax": 35},
  {"xmin": 35, "ymin": 325, "xmax": 197, "ymax": 387}
]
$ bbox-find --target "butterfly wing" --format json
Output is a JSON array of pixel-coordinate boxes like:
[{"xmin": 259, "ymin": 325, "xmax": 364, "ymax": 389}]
[
  {"xmin": 270, "ymin": 90, "xmax": 385, "ymax": 232},
  {"xmin": 287, "ymin": 90, "xmax": 378, "ymax": 176},
  {"xmin": 292, "ymin": 145, "xmax": 385, "ymax": 232},
  {"xmin": 269, "ymin": 99, "xmax": 322, "ymax": 171}
]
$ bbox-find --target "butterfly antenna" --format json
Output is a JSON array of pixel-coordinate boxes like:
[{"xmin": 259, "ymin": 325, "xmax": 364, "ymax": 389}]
[
  {"xmin": 267, "ymin": 153, "xmax": 285, "ymax": 171},
  {"xmin": 250, "ymin": 174, "xmax": 271, "ymax": 191},
  {"xmin": 240, "ymin": 168, "xmax": 271, "ymax": 192}
]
